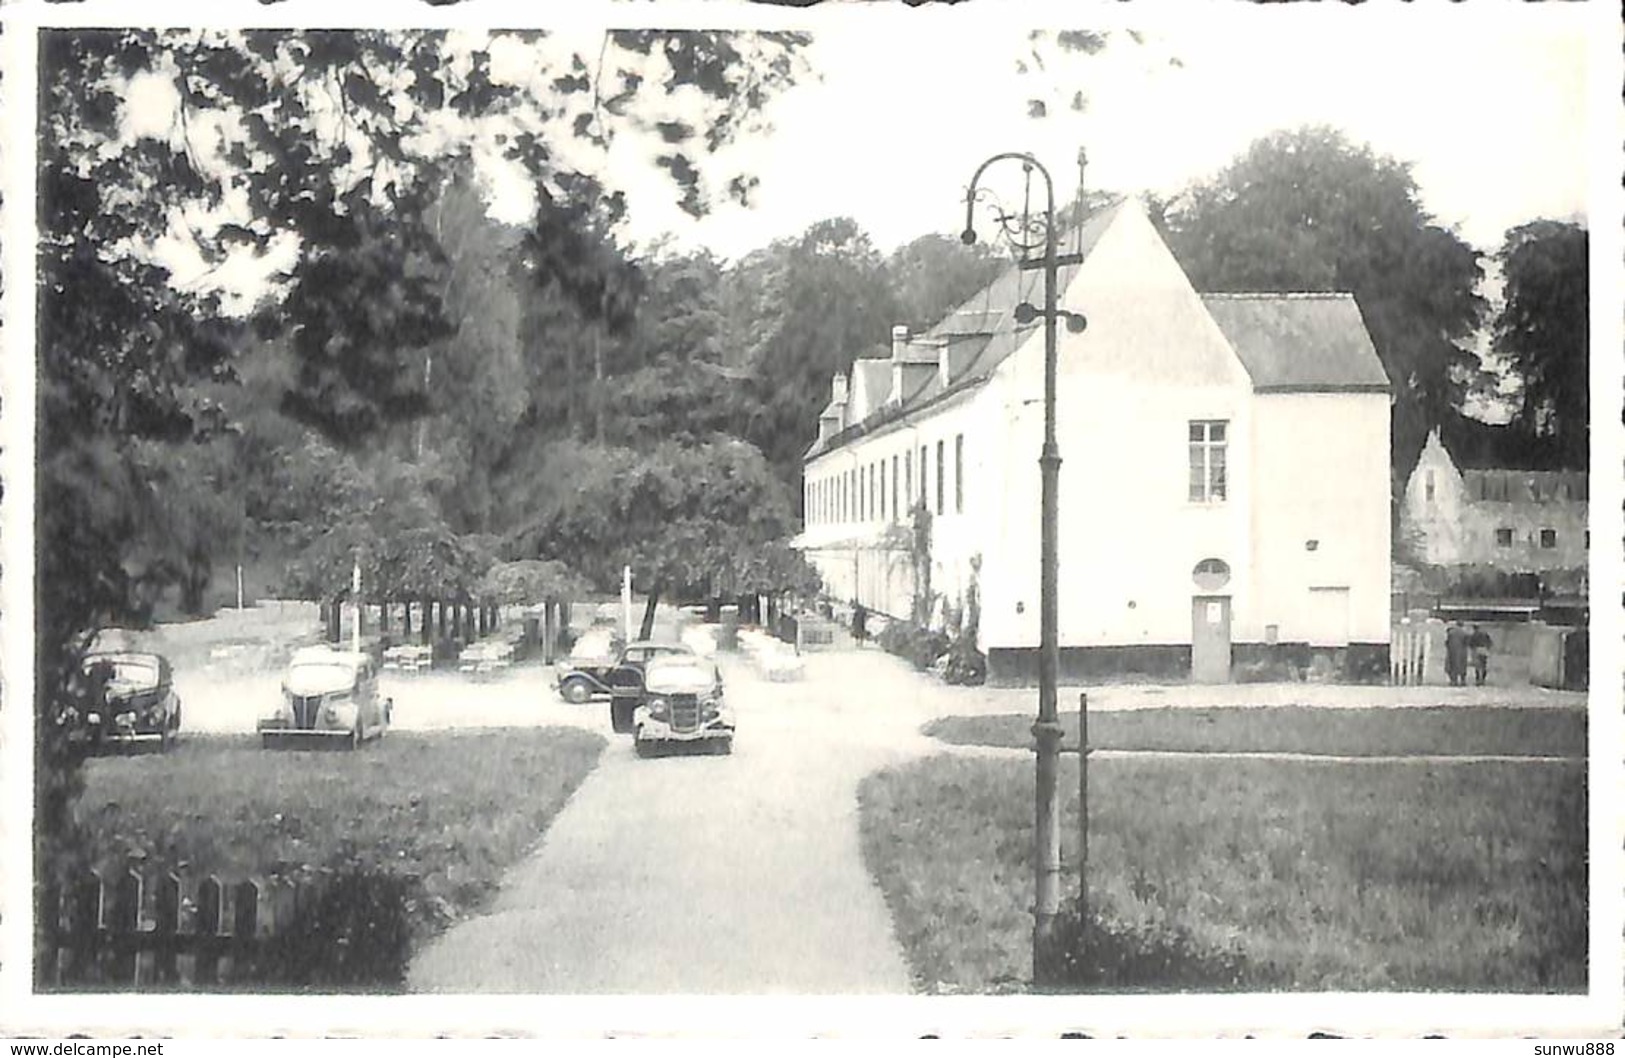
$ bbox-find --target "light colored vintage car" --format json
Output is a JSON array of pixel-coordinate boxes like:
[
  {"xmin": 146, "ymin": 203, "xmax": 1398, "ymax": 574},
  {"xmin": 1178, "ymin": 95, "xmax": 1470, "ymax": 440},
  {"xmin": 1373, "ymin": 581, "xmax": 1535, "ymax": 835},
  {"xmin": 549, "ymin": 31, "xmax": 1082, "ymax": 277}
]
[
  {"xmin": 632, "ymin": 654, "xmax": 733, "ymax": 757},
  {"xmin": 67, "ymin": 651, "xmax": 182, "ymax": 752},
  {"xmin": 259, "ymin": 646, "xmax": 390, "ymax": 750}
]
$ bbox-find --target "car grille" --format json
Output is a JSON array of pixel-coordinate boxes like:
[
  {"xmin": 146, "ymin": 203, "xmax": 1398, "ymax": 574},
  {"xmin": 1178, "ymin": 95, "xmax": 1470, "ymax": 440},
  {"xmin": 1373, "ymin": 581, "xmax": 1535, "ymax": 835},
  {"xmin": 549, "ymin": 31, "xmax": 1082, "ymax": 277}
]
[
  {"xmin": 667, "ymin": 694, "xmax": 701, "ymax": 733},
  {"xmin": 292, "ymin": 694, "xmax": 322, "ymax": 729},
  {"xmin": 113, "ymin": 689, "xmax": 162, "ymax": 714}
]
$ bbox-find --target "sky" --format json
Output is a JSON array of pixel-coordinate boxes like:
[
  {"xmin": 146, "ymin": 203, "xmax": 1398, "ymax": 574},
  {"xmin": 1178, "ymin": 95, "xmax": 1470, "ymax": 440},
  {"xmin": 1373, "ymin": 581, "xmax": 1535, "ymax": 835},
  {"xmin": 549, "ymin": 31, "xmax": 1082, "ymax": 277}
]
[
  {"xmin": 109, "ymin": 5, "xmax": 1597, "ymax": 308},
  {"xmin": 590, "ymin": 7, "xmax": 1592, "ymax": 262}
]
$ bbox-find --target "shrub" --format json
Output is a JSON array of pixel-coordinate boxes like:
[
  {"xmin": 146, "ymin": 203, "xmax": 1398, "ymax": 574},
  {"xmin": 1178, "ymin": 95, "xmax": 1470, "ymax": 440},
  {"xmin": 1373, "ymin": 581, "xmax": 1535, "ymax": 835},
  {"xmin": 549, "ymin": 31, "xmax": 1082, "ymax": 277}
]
[
  {"xmin": 272, "ymin": 868, "xmax": 418, "ymax": 989},
  {"xmin": 1040, "ymin": 903, "xmax": 1270, "ymax": 992},
  {"xmin": 877, "ymin": 619, "xmax": 949, "ymax": 671},
  {"xmin": 942, "ymin": 634, "xmax": 986, "ymax": 686}
]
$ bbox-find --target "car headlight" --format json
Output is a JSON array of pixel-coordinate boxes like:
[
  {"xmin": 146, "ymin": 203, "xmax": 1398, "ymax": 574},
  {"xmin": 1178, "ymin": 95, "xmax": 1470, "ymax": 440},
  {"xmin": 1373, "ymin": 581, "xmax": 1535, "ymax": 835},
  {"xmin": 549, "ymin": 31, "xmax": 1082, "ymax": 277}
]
[{"xmin": 648, "ymin": 697, "xmax": 668, "ymax": 719}]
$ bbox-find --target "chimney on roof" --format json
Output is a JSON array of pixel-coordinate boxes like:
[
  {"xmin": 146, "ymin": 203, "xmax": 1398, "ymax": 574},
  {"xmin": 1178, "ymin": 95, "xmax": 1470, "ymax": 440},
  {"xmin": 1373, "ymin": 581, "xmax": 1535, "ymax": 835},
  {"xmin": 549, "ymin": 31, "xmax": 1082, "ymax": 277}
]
[
  {"xmin": 891, "ymin": 325, "xmax": 910, "ymax": 361},
  {"xmin": 817, "ymin": 372, "xmax": 849, "ymax": 445}
]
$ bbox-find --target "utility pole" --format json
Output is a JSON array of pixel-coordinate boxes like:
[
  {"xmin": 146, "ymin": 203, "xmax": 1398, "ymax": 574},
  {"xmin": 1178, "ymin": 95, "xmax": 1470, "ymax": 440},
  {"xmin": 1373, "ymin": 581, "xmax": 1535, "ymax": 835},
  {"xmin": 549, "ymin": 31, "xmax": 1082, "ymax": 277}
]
[
  {"xmin": 352, "ymin": 559, "xmax": 362, "ymax": 656},
  {"xmin": 961, "ymin": 151, "xmax": 1088, "ymax": 987},
  {"xmin": 622, "ymin": 565, "xmax": 633, "ymax": 643}
]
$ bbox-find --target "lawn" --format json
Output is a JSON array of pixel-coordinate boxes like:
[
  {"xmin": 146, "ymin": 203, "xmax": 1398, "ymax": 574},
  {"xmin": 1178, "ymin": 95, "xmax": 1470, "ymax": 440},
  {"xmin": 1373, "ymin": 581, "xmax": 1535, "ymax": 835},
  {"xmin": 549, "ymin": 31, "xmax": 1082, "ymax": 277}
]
[
  {"xmin": 72, "ymin": 729, "xmax": 604, "ymax": 975},
  {"xmin": 925, "ymin": 706, "xmax": 1585, "ymax": 758},
  {"xmin": 859, "ymin": 753, "xmax": 1586, "ymax": 993}
]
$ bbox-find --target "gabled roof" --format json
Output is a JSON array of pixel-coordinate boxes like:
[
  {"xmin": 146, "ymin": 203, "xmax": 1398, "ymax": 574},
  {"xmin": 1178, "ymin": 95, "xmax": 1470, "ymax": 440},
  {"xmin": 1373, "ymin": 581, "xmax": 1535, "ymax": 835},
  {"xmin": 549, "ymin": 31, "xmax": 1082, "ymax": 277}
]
[
  {"xmin": 913, "ymin": 199, "xmax": 1124, "ymax": 402},
  {"xmin": 849, "ymin": 358, "xmax": 894, "ymax": 415},
  {"xmin": 1199, "ymin": 293, "xmax": 1390, "ymax": 393},
  {"xmin": 805, "ymin": 201, "xmax": 1127, "ymax": 460}
]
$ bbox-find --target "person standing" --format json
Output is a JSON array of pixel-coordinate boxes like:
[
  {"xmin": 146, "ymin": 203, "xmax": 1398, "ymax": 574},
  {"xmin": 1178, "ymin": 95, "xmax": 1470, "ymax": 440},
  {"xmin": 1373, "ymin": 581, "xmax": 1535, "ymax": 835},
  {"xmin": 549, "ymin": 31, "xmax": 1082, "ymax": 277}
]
[
  {"xmin": 1444, "ymin": 620, "xmax": 1467, "ymax": 687},
  {"xmin": 1467, "ymin": 624, "xmax": 1493, "ymax": 687}
]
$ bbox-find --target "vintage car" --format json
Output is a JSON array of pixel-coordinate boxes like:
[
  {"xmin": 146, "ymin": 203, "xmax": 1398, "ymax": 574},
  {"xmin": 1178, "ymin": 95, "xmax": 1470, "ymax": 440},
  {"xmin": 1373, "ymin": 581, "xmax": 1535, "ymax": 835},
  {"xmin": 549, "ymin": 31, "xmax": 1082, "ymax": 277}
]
[
  {"xmin": 554, "ymin": 637, "xmax": 693, "ymax": 706},
  {"xmin": 63, "ymin": 651, "xmax": 182, "ymax": 752},
  {"xmin": 259, "ymin": 646, "xmax": 391, "ymax": 750},
  {"xmin": 631, "ymin": 654, "xmax": 733, "ymax": 757}
]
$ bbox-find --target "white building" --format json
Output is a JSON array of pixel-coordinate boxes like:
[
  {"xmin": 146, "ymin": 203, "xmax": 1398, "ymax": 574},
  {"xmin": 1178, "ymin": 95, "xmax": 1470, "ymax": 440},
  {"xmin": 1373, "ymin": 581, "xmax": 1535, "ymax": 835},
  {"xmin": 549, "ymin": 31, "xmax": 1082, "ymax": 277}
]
[
  {"xmin": 1400, "ymin": 428, "xmax": 1589, "ymax": 574},
  {"xmin": 795, "ymin": 199, "xmax": 1393, "ymax": 683}
]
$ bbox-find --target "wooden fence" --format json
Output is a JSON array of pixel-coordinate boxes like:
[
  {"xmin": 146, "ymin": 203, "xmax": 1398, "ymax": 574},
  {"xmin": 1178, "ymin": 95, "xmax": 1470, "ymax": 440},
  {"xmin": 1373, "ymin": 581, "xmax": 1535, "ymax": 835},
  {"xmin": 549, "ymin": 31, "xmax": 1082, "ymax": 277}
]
[
  {"xmin": 1390, "ymin": 622, "xmax": 1430, "ymax": 685},
  {"xmin": 39, "ymin": 869, "xmax": 325, "ymax": 989}
]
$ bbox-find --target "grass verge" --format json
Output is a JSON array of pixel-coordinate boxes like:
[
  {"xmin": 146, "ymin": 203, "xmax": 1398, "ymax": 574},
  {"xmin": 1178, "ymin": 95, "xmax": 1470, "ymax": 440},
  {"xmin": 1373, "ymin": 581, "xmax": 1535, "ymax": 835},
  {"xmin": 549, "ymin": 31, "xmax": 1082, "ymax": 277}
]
[
  {"xmin": 74, "ymin": 729, "xmax": 604, "ymax": 978},
  {"xmin": 925, "ymin": 706, "xmax": 1585, "ymax": 758},
  {"xmin": 859, "ymin": 753, "xmax": 1585, "ymax": 993}
]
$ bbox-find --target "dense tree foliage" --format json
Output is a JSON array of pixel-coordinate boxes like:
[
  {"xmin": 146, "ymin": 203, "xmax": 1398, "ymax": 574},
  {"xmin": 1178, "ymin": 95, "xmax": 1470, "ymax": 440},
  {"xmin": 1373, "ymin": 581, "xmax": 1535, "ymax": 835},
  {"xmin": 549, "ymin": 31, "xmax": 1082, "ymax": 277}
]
[
  {"xmin": 35, "ymin": 26, "xmax": 809, "ymax": 929},
  {"xmin": 1157, "ymin": 126, "xmax": 1487, "ymax": 477},
  {"xmin": 729, "ymin": 219, "xmax": 901, "ymax": 503},
  {"xmin": 1493, "ymin": 220, "xmax": 1588, "ymax": 470}
]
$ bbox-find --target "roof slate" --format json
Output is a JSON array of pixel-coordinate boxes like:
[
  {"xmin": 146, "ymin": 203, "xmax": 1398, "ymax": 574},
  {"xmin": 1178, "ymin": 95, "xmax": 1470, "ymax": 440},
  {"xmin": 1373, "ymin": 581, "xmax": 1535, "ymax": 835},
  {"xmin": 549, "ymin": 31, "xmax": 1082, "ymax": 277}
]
[
  {"xmin": 1200, "ymin": 293, "xmax": 1390, "ymax": 393},
  {"xmin": 807, "ymin": 202, "xmax": 1124, "ymax": 460},
  {"xmin": 850, "ymin": 359, "xmax": 894, "ymax": 416},
  {"xmin": 808, "ymin": 202, "xmax": 1389, "ymax": 463}
]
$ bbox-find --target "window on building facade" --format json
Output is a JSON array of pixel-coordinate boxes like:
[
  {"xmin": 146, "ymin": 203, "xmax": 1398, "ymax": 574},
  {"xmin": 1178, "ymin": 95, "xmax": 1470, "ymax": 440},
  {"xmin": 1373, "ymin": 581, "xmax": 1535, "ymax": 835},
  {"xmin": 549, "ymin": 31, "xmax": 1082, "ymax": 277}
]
[
  {"xmin": 904, "ymin": 451, "xmax": 913, "ymax": 513},
  {"xmin": 892, "ymin": 454, "xmax": 899, "ymax": 521},
  {"xmin": 1540, "ymin": 528, "xmax": 1557, "ymax": 549},
  {"xmin": 919, "ymin": 445, "xmax": 928, "ymax": 507},
  {"xmin": 1495, "ymin": 527, "xmax": 1513, "ymax": 547},
  {"xmin": 955, "ymin": 434, "xmax": 964, "ymax": 513},
  {"xmin": 936, "ymin": 440, "xmax": 946, "ymax": 516},
  {"xmin": 878, "ymin": 460, "xmax": 886, "ymax": 521},
  {"xmin": 1188, "ymin": 421, "xmax": 1228, "ymax": 502}
]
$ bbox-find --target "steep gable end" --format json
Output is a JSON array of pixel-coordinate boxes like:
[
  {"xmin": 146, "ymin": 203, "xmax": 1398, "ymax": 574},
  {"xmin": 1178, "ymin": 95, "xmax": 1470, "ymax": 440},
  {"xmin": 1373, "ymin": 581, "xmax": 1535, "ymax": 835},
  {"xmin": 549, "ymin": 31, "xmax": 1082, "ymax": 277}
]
[{"xmin": 1046, "ymin": 201, "xmax": 1250, "ymax": 388}]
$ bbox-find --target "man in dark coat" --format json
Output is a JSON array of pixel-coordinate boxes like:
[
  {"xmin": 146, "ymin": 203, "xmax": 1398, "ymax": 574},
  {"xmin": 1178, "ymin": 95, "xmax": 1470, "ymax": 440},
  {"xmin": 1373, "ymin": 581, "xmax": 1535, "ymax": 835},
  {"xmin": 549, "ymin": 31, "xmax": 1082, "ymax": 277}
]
[
  {"xmin": 1467, "ymin": 624, "xmax": 1493, "ymax": 686},
  {"xmin": 1444, "ymin": 621, "xmax": 1467, "ymax": 687}
]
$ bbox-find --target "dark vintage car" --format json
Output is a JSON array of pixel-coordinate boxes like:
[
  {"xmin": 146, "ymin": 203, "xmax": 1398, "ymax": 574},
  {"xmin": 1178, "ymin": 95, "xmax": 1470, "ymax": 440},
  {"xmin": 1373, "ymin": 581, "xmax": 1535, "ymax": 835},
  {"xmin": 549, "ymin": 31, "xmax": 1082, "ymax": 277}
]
[
  {"xmin": 62, "ymin": 651, "xmax": 183, "ymax": 752},
  {"xmin": 555, "ymin": 637, "xmax": 695, "ymax": 707},
  {"xmin": 631, "ymin": 654, "xmax": 733, "ymax": 757},
  {"xmin": 259, "ymin": 646, "xmax": 391, "ymax": 750}
]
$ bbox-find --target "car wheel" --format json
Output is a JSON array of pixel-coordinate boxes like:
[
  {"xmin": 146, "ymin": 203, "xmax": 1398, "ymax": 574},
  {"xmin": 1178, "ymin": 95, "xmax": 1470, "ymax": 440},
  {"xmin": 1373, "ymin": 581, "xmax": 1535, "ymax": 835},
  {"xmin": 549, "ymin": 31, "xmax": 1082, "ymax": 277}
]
[
  {"xmin": 716, "ymin": 738, "xmax": 733, "ymax": 756},
  {"xmin": 560, "ymin": 678, "xmax": 593, "ymax": 705},
  {"xmin": 634, "ymin": 739, "xmax": 657, "ymax": 759}
]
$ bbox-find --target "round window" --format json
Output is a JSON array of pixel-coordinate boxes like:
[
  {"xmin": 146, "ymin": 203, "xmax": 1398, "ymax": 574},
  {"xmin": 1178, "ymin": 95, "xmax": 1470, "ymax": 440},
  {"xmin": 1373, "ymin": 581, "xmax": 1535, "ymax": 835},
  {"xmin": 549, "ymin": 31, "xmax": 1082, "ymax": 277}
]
[{"xmin": 1192, "ymin": 558, "xmax": 1231, "ymax": 591}]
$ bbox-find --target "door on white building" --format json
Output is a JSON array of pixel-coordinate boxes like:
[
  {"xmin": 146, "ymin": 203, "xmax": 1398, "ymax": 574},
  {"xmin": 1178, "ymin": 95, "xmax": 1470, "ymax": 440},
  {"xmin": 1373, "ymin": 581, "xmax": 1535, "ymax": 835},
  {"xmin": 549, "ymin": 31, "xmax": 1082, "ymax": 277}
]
[
  {"xmin": 1191, "ymin": 595, "xmax": 1232, "ymax": 683},
  {"xmin": 1305, "ymin": 587, "xmax": 1351, "ymax": 647}
]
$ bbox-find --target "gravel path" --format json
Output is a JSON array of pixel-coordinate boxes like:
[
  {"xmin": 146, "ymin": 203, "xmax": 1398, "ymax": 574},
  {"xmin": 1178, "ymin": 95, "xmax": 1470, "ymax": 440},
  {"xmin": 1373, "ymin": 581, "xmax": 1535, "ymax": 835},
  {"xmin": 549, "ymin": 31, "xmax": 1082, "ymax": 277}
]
[{"xmin": 406, "ymin": 649, "xmax": 940, "ymax": 993}]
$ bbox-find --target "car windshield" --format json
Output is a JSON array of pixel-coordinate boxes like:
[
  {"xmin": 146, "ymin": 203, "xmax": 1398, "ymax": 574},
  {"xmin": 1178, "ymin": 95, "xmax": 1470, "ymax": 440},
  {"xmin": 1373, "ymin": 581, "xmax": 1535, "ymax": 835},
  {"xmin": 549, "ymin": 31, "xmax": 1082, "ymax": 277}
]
[
  {"xmin": 644, "ymin": 661, "xmax": 713, "ymax": 692},
  {"xmin": 285, "ymin": 662, "xmax": 356, "ymax": 695},
  {"xmin": 91, "ymin": 659, "xmax": 158, "ymax": 688}
]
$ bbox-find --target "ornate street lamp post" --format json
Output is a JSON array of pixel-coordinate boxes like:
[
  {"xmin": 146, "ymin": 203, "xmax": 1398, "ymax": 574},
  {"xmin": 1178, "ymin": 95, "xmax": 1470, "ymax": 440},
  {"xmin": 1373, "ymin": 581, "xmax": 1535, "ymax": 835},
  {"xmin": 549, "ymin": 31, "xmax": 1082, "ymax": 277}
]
[{"xmin": 960, "ymin": 151, "xmax": 1086, "ymax": 985}]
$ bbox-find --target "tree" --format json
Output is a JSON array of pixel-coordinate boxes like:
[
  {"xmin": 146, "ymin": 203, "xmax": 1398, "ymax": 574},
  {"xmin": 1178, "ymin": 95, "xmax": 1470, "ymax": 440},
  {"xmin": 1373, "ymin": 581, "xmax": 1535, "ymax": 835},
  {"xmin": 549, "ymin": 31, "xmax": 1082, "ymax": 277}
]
[
  {"xmin": 731, "ymin": 218, "xmax": 902, "ymax": 509},
  {"xmin": 1157, "ymin": 126, "xmax": 1487, "ymax": 477},
  {"xmin": 513, "ymin": 437, "xmax": 815, "ymax": 638},
  {"xmin": 887, "ymin": 233, "xmax": 1006, "ymax": 334},
  {"xmin": 35, "ymin": 26, "xmax": 809, "ymax": 953},
  {"xmin": 1493, "ymin": 220, "xmax": 1588, "ymax": 470}
]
